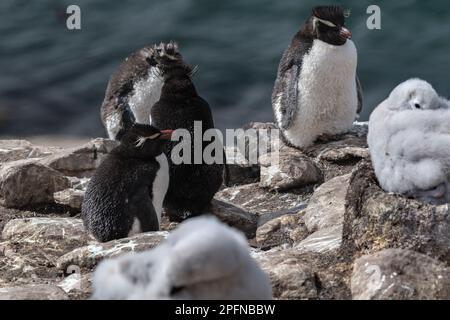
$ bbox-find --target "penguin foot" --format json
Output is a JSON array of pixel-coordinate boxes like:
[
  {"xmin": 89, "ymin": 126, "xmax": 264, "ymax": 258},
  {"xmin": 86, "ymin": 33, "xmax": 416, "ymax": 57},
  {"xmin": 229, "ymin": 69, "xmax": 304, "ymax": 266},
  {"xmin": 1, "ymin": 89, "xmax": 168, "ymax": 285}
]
[
  {"xmin": 315, "ymin": 133, "xmax": 344, "ymax": 144},
  {"xmin": 406, "ymin": 183, "xmax": 448, "ymax": 205}
]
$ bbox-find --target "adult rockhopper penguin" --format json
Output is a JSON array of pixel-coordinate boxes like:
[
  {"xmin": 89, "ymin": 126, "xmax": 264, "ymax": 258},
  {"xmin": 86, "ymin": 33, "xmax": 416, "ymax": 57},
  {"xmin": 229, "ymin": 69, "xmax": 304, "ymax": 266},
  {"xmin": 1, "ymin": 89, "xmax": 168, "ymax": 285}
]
[
  {"xmin": 150, "ymin": 42, "xmax": 224, "ymax": 222},
  {"xmin": 101, "ymin": 45, "xmax": 163, "ymax": 140},
  {"xmin": 272, "ymin": 5, "xmax": 363, "ymax": 149}
]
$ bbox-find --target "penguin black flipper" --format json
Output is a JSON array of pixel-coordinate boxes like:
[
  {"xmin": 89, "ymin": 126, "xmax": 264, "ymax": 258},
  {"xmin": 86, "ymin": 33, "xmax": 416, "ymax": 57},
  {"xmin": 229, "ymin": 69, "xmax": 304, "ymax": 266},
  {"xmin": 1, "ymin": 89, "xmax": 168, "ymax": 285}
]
[
  {"xmin": 356, "ymin": 75, "xmax": 364, "ymax": 114},
  {"xmin": 272, "ymin": 35, "xmax": 312, "ymax": 131}
]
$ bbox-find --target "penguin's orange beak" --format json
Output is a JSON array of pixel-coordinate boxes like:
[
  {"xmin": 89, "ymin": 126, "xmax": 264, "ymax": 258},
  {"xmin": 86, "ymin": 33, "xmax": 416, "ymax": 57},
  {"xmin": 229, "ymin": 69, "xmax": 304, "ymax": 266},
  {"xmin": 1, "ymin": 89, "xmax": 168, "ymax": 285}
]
[
  {"xmin": 340, "ymin": 27, "xmax": 352, "ymax": 39},
  {"xmin": 159, "ymin": 129, "xmax": 173, "ymax": 140}
]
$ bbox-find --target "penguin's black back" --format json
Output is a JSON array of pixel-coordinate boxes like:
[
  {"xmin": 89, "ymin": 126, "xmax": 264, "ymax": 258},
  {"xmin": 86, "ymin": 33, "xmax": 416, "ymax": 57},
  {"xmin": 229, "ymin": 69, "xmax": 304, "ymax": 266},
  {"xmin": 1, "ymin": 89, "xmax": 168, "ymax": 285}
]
[
  {"xmin": 151, "ymin": 75, "xmax": 223, "ymax": 221},
  {"xmin": 82, "ymin": 150, "xmax": 160, "ymax": 242},
  {"xmin": 100, "ymin": 47, "xmax": 155, "ymax": 139}
]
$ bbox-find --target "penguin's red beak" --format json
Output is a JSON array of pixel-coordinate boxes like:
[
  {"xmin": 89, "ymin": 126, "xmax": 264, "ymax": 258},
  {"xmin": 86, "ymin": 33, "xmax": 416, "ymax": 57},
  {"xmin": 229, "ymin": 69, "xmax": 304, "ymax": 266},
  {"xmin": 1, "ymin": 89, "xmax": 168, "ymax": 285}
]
[
  {"xmin": 159, "ymin": 129, "xmax": 173, "ymax": 140},
  {"xmin": 340, "ymin": 27, "xmax": 352, "ymax": 39}
]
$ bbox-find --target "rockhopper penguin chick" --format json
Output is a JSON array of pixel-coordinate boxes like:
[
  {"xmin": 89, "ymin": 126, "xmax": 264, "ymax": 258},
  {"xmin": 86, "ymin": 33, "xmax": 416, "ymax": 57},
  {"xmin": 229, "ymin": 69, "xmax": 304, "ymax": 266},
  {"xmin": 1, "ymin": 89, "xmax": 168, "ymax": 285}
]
[
  {"xmin": 101, "ymin": 45, "xmax": 163, "ymax": 140},
  {"xmin": 82, "ymin": 123, "xmax": 172, "ymax": 242},
  {"xmin": 150, "ymin": 42, "xmax": 224, "ymax": 222},
  {"xmin": 272, "ymin": 5, "xmax": 363, "ymax": 149}
]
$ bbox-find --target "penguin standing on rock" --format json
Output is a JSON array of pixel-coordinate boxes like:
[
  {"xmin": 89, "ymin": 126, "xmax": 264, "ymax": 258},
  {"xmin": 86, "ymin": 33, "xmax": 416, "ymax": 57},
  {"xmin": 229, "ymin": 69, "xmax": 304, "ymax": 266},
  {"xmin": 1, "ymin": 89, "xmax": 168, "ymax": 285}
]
[
  {"xmin": 82, "ymin": 122, "xmax": 172, "ymax": 242},
  {"xmin": 101, "ymin": 45, "xmax": 163, "ymax": 140},
  {"xmin": 150, "ymin": 42, "xmax": 224, "ymax": 222},
  {"xmin": 272, "ymin": 5, "xmax": 363, "ymax": 149}
]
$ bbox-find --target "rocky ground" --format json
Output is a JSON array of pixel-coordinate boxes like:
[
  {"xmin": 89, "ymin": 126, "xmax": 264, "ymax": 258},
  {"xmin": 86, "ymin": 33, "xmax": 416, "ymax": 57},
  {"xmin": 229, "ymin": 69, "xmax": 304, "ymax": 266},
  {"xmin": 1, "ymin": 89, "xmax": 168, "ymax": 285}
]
[{"xmin": 0, "ymin": 123, "xmax": 448, "ymax": 300}]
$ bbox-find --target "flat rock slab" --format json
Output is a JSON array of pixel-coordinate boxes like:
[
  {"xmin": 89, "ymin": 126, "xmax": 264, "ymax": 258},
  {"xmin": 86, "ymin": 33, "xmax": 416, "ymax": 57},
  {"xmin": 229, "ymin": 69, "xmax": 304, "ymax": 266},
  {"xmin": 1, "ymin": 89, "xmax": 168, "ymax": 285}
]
[
  {"xmin": 54, "ymin": 188, "xmax": 85, "ymax": 211},
  {"xmin": 0, "ymin": 159, "xmax": 71, "ymax": 208},
  {"xmin": 303, "ymin": 174, "xmax": 351, "ymax": 232},
  {"xmin": 40, "ymin": 138, "xmax": 118, "ymax": 178},
  {"xmin": 253, "ymin": 249, "xmax": 352, "ymax": 300},
  {"xmin": 2, "ymin": 217, "xmax": 89, "ymax": 249},
  {"xmin": 210, "ymin": 199, "xmax": 258, "ymax": 239},
  {"xmin": 256, "ymin": 212, "xmax": 308, "ymax": 249},
  {"xmin": 57, "ymin": 231, "xmax": 169, "ymax": 271},
  {"xmin": 253, "ymin": 249, "xmax": 318, "ymax": 300},
  {"xmin": 260, "ymin": 147, "xmax": 323, "ymax": 192},
  {"xmin": 351, "ymin": 249, "xmax": 450, "ymax": 300},
  {"xmin": 216, "ymin": 183, "xmax": 312, "ymax": 216},
  {"xmin": 0, "ymin": 284, "xmax": 69, "ymax": 300},
  {"xmin": 0, "ymin": 140, "xmax": 56, "ymax": 163},
  {"xmin": 305, "ymin": 122, "xmax": 369, "ymax": 181},
  {"xmin": 295, "ymin": 225, "xmax": 343, "ymax": 254}
]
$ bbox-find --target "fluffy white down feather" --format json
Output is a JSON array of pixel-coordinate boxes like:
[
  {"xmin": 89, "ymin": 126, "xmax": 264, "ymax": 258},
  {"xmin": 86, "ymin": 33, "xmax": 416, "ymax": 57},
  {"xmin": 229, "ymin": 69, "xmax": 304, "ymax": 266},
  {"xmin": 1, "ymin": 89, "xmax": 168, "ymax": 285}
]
[
  {"xmin": 368, "ymin": 78, "xmax": 450, "ymax": 198},
  {"xmin": 91, "ymin": 216, "xmax": 273, "ymax": 300}
]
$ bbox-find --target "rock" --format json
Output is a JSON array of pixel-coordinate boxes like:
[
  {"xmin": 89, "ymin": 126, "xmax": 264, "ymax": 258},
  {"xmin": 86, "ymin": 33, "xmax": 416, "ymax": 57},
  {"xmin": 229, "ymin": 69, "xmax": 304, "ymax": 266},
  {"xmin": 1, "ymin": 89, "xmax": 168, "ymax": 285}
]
[
  {"xmin": 343, "ymin": 161, "xmax": 450, "ymax": 263},
  {"xmin": 317, "ymin": 147, "xmax": 369, "ymax": 163},
  {"xmin": 2, "ymin": 218, "xmax": 89, "ymax": 250},
  {"xmin": 295, "ymin": 225, "xmax": 343, "ymax": 254},
  {"xmin": 305, "ymin": 122, "xmax": 369, "ymax": 181},
  {"xmin": 54, "ymin": 188, "xmax": 85, "ymax": 211},
  {"xmin": 216, "ymin": 183, "xmax": 312, "ymax": 216},
  {"xmin": 303, "ymin": 174, "xmax": 351, "ymax": 232},
  {"xmin": 68, "ymin": 177, "xmax": 90, "ymax": 190},
  {"xmin": 351, "ymin": 249, "xmax": 450, "ymax": 300},
  {"xmin": 40, "ymin": 138, "xmax": 118, "ymax": 177},
  {"xmin": 57, "ymin": 273, "xmax": 93, "ymax": 299},
  {"xmin": 225, "ymin": 146, "xmax": 260, "ymax": 186},
  {"xmin": 57, "ymin": 231, "xmax": 169, "ymax": 271},
  {"xmin": 0, "ymin": 284, "xmax": 69, "ymax": 300},
  {"xmin": 0, "ymin": 140, "xmax": 55, "ymax": 163},
  {"xmin": 0, "ymin": 159, "xmax": 71, "ymax": 208},
  {"xmin": 210, "ymin": 199, "xmax": 258, "ymax": 239},
  {"xmin": 260, "ymin": 147, "xmax": 323, "ymax": 191},
  {"xmin": 256, "ymin": 212, "xmax": 308, "ymax": 249},
  {"xmin": 254, "ymin": 249, "xmax": 318, "ymax": 300}
]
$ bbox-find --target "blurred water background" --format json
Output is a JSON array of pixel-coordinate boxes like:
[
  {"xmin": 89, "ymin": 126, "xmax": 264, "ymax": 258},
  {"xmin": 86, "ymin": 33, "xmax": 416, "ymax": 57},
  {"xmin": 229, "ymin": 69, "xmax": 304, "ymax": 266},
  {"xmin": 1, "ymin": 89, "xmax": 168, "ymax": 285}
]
[{"xmin": 0, "ymin": 0, "xmax": 449, "ymax": 138}]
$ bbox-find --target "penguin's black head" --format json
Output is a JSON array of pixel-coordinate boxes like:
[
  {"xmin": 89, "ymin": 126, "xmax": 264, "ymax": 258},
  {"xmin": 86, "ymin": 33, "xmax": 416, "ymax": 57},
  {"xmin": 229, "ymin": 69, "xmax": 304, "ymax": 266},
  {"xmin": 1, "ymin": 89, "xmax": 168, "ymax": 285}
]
[
  {"xmin": 119, "ymin": 124, "xmax": 173, "ymax": 158},
  {"xmin": 151, "ymin": 42, "xmax": 194, "ymax": 79},
  {"xmin": 307, "ymin": 6, "xmax": 352, "ymax": 46}
]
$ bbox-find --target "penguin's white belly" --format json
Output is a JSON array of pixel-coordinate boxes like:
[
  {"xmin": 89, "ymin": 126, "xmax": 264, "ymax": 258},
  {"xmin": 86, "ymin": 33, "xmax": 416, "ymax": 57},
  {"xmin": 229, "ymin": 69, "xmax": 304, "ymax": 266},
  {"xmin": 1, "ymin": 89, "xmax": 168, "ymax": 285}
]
[
  {"xmin": 152, "ymin": 154, "xmax": 169, "ymax": 224},
  {"xmin": 128, "ymin": 67, "xmax": 163, "ymax": 125},
  {"xmin": 105, "ymin": 112, "xmax": 122, "ymax": 140},
  {"xmin": 285, "ymin": 39, "xmax": 358, "ymax": 148}
]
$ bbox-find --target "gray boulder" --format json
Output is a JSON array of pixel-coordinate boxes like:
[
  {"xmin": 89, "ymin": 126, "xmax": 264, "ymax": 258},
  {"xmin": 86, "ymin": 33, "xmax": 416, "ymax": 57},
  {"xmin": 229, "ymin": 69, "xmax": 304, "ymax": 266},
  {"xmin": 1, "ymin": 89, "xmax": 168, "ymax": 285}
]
[
  {"xmin": 351, "ymin": 249, "xmax": 450, "ymax": 300},
  {"xmin": 343, "ymin": 161, "xmax": 450, "ymax": 263},
  {"xmin": 260, "ymin": 146, "xmax": 323, "ymax": 191},
  {"xmin": 0, "ymin": 159, "xmax": 71, "ymax": 208},
  {"xmin": 57, "ymin": 231, "xmax": 168, "ymax": 271},
  {"xmin": 0, "ymin": 284, "xmax": 69, "ymax": 300},
  {"xmin": 40, "ymin": 138, "xmax": 118, "ymax": 177}
]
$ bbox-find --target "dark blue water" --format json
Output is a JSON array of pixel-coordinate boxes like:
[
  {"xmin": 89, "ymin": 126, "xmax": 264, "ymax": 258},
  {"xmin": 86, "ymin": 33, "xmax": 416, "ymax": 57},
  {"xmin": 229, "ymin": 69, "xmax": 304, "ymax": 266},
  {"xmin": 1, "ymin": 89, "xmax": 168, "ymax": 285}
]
[{"xmin": 0, "ymin": 0, "xmax": 449, "ymax": 137}]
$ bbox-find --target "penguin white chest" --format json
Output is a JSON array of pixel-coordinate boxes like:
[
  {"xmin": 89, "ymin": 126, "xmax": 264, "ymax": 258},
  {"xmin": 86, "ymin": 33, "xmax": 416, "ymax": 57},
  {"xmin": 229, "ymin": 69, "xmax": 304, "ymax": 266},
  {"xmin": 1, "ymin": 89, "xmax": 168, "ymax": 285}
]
[
  {"xmin": 128, "ymin": 67, "xmax": 164, "ymax": 125},
  {"xmin": 152, "ymin": 154, "xmax": 169, "ymax": 224},
  {"xmin": 286, "ymin": 39, "xmax": 358, "ymax": 148}
]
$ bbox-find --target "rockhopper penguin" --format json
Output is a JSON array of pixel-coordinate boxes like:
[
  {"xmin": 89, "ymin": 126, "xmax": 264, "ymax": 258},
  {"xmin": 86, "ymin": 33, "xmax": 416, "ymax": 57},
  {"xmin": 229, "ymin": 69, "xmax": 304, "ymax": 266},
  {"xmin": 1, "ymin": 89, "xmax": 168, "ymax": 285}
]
[
  {"xmin": 272, "ymin": 5, "xmax": 363, "ymax": 149},
  {"xmin": 82, "ymin": 123, "xmax": 172, "ymax": 242},
  {"xmin": 149, "ymin": 42, "xmax": 224, "ymax": 222},
  {"xmin": 101, "ymin": 45, "xmax": 163, "ymax": 140}
]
